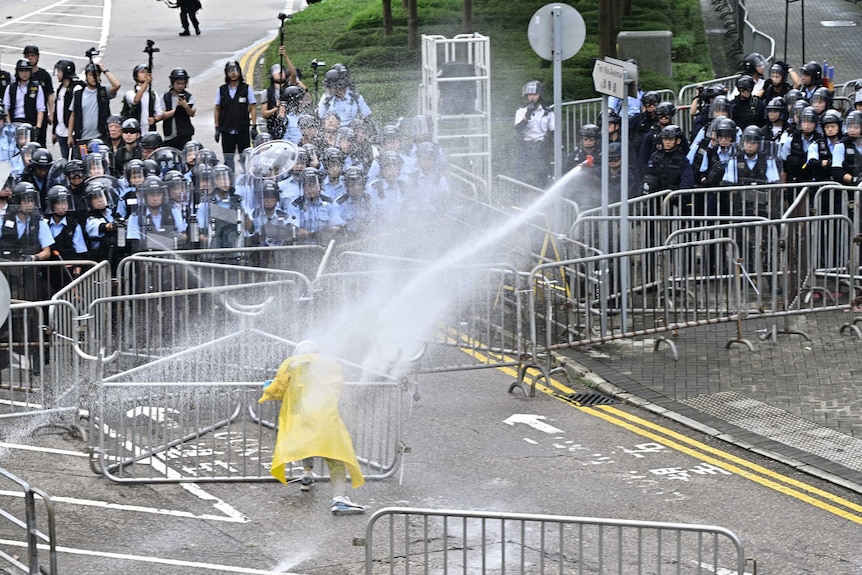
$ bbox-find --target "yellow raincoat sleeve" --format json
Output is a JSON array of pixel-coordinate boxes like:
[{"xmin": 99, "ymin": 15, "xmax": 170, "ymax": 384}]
[{"xmin": 263, "ymin": 354, "xmax": 365, "ymax": 488}]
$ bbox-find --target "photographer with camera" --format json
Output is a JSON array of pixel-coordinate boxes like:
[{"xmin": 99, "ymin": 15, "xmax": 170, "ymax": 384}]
[
  {"xmin": 514, "ymin": 80, "xmax": 554, "ymax": 188},
  {"xmin": 66, "ymin": 51, "xmax": 121, "ymax": 160}
]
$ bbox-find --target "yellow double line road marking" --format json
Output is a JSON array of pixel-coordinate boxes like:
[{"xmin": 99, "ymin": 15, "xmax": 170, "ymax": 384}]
[
  {"xmin": 240, "ymin": 40, "xmax": 271, "ymax": 89},
  {"xmin": 448, "ymin": 332, "xmax": 862, "ymax": 524}
]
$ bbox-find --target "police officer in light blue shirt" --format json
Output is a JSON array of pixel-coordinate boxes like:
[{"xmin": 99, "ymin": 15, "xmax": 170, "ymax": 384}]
[
  {"xmin": 0, "ymin": 105, "xmax": 24, "ymax": 177},
  {"xmin": 337, "ymin": 166, "xmax": 375, "ymax": 236},
  {"xmin": 286, "ymin": 167, "xmax": 343, "ymax": 245},
  {"xmin": 316, "ymin": 65, "xmax": 372, "ymax": 125},
  {"xmin": 125, "ymin": 176, "xmax": 187, "ymax": 250}
]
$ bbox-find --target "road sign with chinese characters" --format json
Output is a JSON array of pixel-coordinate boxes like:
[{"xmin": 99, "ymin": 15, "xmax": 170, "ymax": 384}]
[{"xmin": 591, "ymin": 59, "xmax": 626, "ymax": 99}]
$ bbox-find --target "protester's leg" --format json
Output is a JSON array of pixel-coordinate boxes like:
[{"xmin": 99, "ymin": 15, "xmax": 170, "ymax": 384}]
[
  {"xmin": 300, "ymin": 457, "xmax": 314, "ymax": 491},
  {"xmin": 325, "ymin": 458, "xmax": 365, "ymax": 515}
]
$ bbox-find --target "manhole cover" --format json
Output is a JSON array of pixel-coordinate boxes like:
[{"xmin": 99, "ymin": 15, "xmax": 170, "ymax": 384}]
[
  {"xmin": 560, "ymin": 391, "xmax": 618, "ymax": 407},
  {"xmin": 820, "ymin": 20, "xmax": 857, "ymax": 27}
]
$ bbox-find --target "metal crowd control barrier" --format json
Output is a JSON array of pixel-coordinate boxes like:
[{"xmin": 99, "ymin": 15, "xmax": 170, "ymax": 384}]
[
  {"xmin": 85, "ymin": 262, "xmax": 312, "ymax": 372},
  {"xmin": 312, "ymin": 253, "xmax": 531, "ymax": 380},
  {"xmin": 88, "ymin": 331, "xmax": 411, "ymax": 483},
  {"xmin": 529, "ymin": 238, "xmax": 749, "ymax": 367},
  {"xmin": 364, "ymin": 508, "xmax": 747, "ymax": 575},
  {"xmin": 0, "ymin": 467, "xmax": 57, "ymax": 575}
]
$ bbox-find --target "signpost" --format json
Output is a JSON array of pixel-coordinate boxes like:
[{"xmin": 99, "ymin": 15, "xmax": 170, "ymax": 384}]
[
  {"xmin": 527, "ymin": 4, "xmax": 586, "ymax": 187},
  {"xmin": 591, "ymin": 57, "xmax": 638, "ymax": 331}
]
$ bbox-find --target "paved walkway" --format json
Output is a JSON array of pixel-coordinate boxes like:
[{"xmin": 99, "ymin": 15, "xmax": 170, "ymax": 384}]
[{"xmin": 557, "ymin": 0, "xmax": 862, "ymax": 494}]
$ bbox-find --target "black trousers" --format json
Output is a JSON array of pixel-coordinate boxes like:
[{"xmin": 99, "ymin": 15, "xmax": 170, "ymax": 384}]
[{"xmin": 180, "ymin": 6, "xmax": 200, "ymax": 32}]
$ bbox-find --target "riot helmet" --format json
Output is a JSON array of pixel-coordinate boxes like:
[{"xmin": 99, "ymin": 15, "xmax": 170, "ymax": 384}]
[
  {"xmin": 844, "ymin": 111, "xmax": 862, "ymax": 138},
  {"xmin": 301, "ymin": 167, "xmax": 321, "ymax": 196},
  {"xmin": 800, "ymin": 106, "xmax": 819, "ymax": 131},
  {"xmin": 606, "ymin": 142, "xmax": 622, "ymax": 160},
  {"xmin": 140, "ymin": 175, "xmax": 166, "ymax": 203},
  {"xmin": 15, "ymin": 123, "xmax": 34, "ymax": 147},
  {"xmin": 801, "ymin": 61, "xmax": 822, "ymax": 84},
  {"xmin": 213, "ymin": 164, "xmax": 234, "ymax": 191},
  {"xmin": 54, "ymin": 59, "xmax": 76, "ymax": 78},
  {"xmin": 343, "ymin": 166, "xmax": 366, "ymax": 189},
  {"xmin": 713, "ymin": 117, "xmax": 737, "ymax": 141},
  {"xmin": 163, "ymin": 170, "xmax": 188, "ymax": 204},
  {"xmin": 84, "ymin": 153, "xmax": 108, "ymax": 177},
  {"xmin": 790, "ymin": 100, "xmax": 808, "ymax": 125},
  {"xmin": 820, "ymin": 109, "xmax": 843, "ymax": 138},
  {"xmin": 323, "ymin": 68, "xmax": 343, "ymax": 90},
  {"xmin": 142, "ymin": 159, "xmax": 160, "ymax": 177},
  {"xmin": 45, "ymin": 185, "xmax": 75, "ymax": 216},
  {"xmin": 742, "ymin": 53, "xmax": 766, "ymax": 76},
  {"xmin": 710, "ymin": 95, "xmax": 731, "ymax": 118},
  {"xmin": 124, "ymin": 159, "xmax": 147, "ymax": 185},
  {"xmin": 522, "ymin": 81, "xmax": 542, "ymax": 97},
  {"xmin": 30, "ymin": 148, "xmax": 53, "ymax": 168},
  {"xmin": 196, "ymin": 148, "xmax": 219, "ymax": 168},
  {"xmin": 579, "ymin": 124, "xmax": 600, "ymax": 139},
  {"xmin": 152, "ymin": 147, "xmax": 182, "ymax": 175},
  {"xmin": 302, "ymin": 143, "xmax": 320, "ymax": 166},
  {"xmin": 741, "ymin": 125, "xmax": 763, "ymax": 152},
  {"xmin": 15, "ymin": 59, "xmax": 32, "ymax": 73},
  {"xmin": 140, "ymin": 132, "xmax": 163, "ymax": 151},
  {"xmin": 769, "ymin": 63, "xmax": 788, "ymax": 85},
  {"xmin": 12, "ymin": 182, "xmax": 38, "ymax": 205},
  {"xmin": 281, "ymin": 85, "xmax": 304, "ymax": 107},
  {"xmin": 20, "ymin": 142, "xmax": 40, "ymax": 166},
  {"xmin": 655, "ymin": 102, "xmax": 676, "ymax": 118},
  {"xmin": 182, "ymin": 140, "xmax": 203, "ymax": 168},
  {"xmin": 810, "ymin": 87, "xmax": 833, "ymax": 112},
  {"xmin": 322, "ymin": 147, "xmax": 344, "ymax": 168},
  {"xmin": 168, "ymin": 67, "xmax": 190, "ymax": 83},
  {"xmin": 378, "ymin": 150, "xmax": 403, "ymax": 168},
  {"xmin": 660, "ymin": 124, "xmax": 683, "ymax": 141},
  {"xmin": 223, "ymin": 60, "xmax": 243, "ymax": 82},
  {"xmin": 298, "ymin": 114, "xmax": 318, "ymax": 131},
  {"xmin": 735, "ymin": 75, "xmax": 755, "ymax": 93},
  {"xmin": 65, "ymin": 160, "xmax": 86, "ymax": 184},
  {"xmin": 85, "ymin": 181, "xmax": 114, "ymax": 210},
  {"xmin": 121, "ymin": 118, "xmax": 141, "ymax": 134},
  {"xmin": 641, "ymin": 91, "xmax": 661, "ymax": 107},
  {"xmin": 253, "ymin": 132, "xmax": 273, "ymax": 147}
]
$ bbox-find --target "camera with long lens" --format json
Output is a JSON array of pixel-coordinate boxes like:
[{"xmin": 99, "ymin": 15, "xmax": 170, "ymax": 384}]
[
  {"xmin": 310, "ymin": 59, "xmax": 326, "ymax": 71},
  {"xmin": 143, "ymin": 40, "xmax": 160, "ymax": 55}
]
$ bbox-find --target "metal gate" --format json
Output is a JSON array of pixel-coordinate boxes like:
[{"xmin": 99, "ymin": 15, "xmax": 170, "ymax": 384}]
[
  {"xmin": 0, "ymin": 467, "xmax": 57, "ymax": 575},
  {"xmin": 364, "ymin": 507, "xmax": 747, "ymax": 574}
]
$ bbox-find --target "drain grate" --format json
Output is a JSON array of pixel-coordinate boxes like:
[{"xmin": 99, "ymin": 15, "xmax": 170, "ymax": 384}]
[{"xmin": 560, "ymin": 391, "xmax": 618, "ymax": 407}]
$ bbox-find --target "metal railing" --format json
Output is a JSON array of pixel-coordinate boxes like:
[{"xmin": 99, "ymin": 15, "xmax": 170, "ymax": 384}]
[
  {"xmin": 364, "ymin": 507, "xmax": 747, "ymax": 575},
  {"xmin": 0, "ymin": 467, "xmax": 57, "ymax": 575}
]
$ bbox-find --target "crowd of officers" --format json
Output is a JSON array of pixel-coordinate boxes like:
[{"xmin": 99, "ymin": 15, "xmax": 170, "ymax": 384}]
[
  {"xmin": 0, "ymin": 44, "xmax": 451, "ymax": 304},
  {"xmin": 522, "ymin": 54, "xmax": 862, "ymax": 210}
]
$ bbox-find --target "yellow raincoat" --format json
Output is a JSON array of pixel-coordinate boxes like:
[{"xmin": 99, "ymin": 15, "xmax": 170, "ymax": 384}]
[{"xmin": 259, "ymin": 353, "xmax": 365, "ymax": 488}]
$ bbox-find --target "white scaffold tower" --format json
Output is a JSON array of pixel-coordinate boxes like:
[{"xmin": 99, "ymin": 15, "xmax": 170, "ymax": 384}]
[{"xmin": 420, "ymin": 33, "xmax": 492, "ymax": 202}]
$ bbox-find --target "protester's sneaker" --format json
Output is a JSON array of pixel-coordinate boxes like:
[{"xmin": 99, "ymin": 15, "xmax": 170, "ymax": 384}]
[
  {"xmin": 331, "ymin": 496, "xmax": 366, "ymax": 515},
  {"xmin": 300, "ymin": 475, "xmax": 314, "ymax": 491}
]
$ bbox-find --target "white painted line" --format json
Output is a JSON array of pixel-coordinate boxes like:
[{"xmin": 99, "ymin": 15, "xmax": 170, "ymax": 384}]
[
  {"xmin": 522, "ymin": 437, "xmax": 538, "ymax": 444},
  {"xmin": 0, "ymin": 31, "xmax": 99, "ymax": 44},
  {"xmin": 0, "ymin": 489, "xmax": 245, "ymax": 523},
  {"xmin": 12, "ymin": 20, "xmax": 102, "ymax": 30},
  {"xmin": 99, "ymin": 0, "xmax": 111, "ymax": 54},
  {"xmin": 97, "ymin": 420, "xmax": 249, "ymax": 523},
  {"xmin": 504, "ymin": 414, "xmax": 564, "ymax": 434},
  {"xmin": 0, "ymin": 442, "xmax": 87, "ymax": 457},
  {"xmin": 0, "ymin": 538, "xmax": 303, "ymax": 575},
  {"xmin": 39, "ymin": 12, "xmax": 104, "ymax": 19},
  {"xmin": 0, "ymin": 0, "xmax": 73, "ymax": 30}
]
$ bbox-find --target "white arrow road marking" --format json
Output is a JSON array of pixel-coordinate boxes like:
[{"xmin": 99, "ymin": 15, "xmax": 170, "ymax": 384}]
[
  {"xmin": 693, "ymin": 561, "xmax": 753, "ymax": 575},
  {"xmin": 504, "ymin": 414, "xmax": 564, "ymax": 434},
  {"xmin": 126, "ymin": 405, "xmax": 181, "ymax": 423}
]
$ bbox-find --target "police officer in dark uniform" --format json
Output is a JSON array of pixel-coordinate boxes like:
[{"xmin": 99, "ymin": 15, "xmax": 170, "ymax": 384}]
[
  {"xmin": 642, "ymin": 125, "xmax": 694, "ymax": 195},
  {"xmin": 833, "ymin": 111, "xmax": 862, "ymax": 186},
  {"xmin": 565, "ymin": 124, "xmax": 600, "ymax": 173},
  {"xmin": 760, "ymin": 97, "xmax": 787, "ymax": 144},
  {"xmin": 799, "ymin": 61, "xmax": 824, "ymax": 100},
  {"xmin": 731, "ymin": 75, "xmax": 765, "ymax": 129},
  {"xmin": 629, "ymin": 90, "xmax": 661, "ymax": 167}
]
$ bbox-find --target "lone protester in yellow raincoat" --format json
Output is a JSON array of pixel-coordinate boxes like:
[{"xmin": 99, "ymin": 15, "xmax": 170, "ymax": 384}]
[{"xmin": 259, "ymin": 341, "xmax": 366, "ymax": 515}]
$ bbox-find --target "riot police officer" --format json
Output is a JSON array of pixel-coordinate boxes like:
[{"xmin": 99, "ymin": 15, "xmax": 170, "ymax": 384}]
[{"xmin": 514, "ymin": 80, "xmax": 554, "ymax": 188}]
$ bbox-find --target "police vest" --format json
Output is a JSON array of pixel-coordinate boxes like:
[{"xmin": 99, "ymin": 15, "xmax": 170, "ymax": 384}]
[
  {"xmin": 842, "ymin": 136, "xmax": 860, "ymax": 177},
  {"xmin": 162, "ymin": 91, "xmax": 195, "ymax": 139},
  {"xmin": 0, "ymin": 214, "xmax": 41, "ymax": 258},
  {"xmin": 735, "ymin": 152, "xmax": 769, "ymax": 185},
  {"xmin": 7, "ymin": 81, "xmax": 40, "ymax": 123},
  {"xmin": 49, "ymin": 216, "xmax": 80, "ymax": 261},
  {"xmin": 784, "ymin": 132, "xmax": 813, "ymax": 177},
  {"xmin": 733, "ymin": 97, "xmax": 762, "ymax": 129},
  {"xmin": 217, "ymin": 83, "xmax": 251, "ymax": 133},
  {"xmin": 144, "ymin": 207, "xmax": 177, "ymax": 231},
  {"xmin": 652, "ymin": 149, "xmax": 687, "ymax": 190}
]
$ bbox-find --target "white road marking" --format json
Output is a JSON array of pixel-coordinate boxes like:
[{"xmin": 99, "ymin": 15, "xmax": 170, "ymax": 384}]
[
  {"xmin": 503, "ymin": 414, "xmax": 564, "ymax": 434},
  {"xmin": 0, "ymin": 442, "xmax": 87, "ymax": 457},
  {"xmin": 522, "ymin": 437, "xmax": 538, "ymax": 444},
  {"xmin": 0, "ymin": 489, "xmax": 245, "ymax": 523},
  {"xmin": 0, "ymin": 538, "xmax": 303, "ymax": 575}
]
